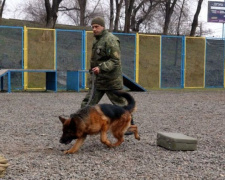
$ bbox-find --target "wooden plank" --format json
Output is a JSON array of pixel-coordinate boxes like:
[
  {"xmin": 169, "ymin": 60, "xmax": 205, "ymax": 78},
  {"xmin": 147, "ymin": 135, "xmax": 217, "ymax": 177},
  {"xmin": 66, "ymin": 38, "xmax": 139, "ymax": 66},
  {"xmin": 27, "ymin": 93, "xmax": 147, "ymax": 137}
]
[{"xmin": 0, "ymin": 69, "xmax": 9, "ymax": 77}]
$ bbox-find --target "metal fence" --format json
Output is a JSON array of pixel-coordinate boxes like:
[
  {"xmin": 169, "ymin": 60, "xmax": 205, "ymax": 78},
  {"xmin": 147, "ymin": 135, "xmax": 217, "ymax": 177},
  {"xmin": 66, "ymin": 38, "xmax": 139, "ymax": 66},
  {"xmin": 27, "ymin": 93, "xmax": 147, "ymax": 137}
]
[
  {"xmin": 205, "ymin": 38, "xmax": 224, "ymax": 88},
  {"xmin": 56, "ymin": 29, "xmax": 84, "ymax": 90},
  {"xmin": 0, "ymin": 26, "xmax": 23, "ymax": 91},
  {"xmin": 0, "ymin": 25, "xmax": 225, "ymax": 91}
]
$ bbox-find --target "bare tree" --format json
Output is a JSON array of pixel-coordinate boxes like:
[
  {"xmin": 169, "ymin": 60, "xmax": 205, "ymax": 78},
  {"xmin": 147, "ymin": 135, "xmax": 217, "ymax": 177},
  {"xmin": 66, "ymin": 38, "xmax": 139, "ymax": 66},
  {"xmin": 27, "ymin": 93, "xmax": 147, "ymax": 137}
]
[
  {"xmin": 114, "ymin": 0, "xmax": 124, "ymax": 32},
  {"xmin": 109, "ymin": 0, "xmax": 114, "ymax": 31},
  {"xmin": 124, "ymin": 0, "xmax": 135, "ymax": 33},
  {"xmin": 59, "ymin": 1, "xmax": 83, "ymax": 25},
  {"xmin": 130, "ymin": 0, "xmax": 159, "ymax": 32},
  {"xmin": 60, "ymin": 0, "xmax": 101, "ymax": 26},
  {"xmin": 77, "ymin": 0, "xmax": 87, "ymax": 26},
  {"xmin": 45, "ymin": 0, "xmax": 63, "ymax": 28},
  {"xmin": 176, "ymin": 0, "xmax": 186, "ymax": 36},
  {"xmin": 131, "ymin": 0, "xmax": 149, "ymax": 32},
  {"xmin": 23, "ymin": 1, "xmax": 46, "ymax": 24},
  {"xmin": 82, "ymin": 0, "xmax": 102, "ymax": 25},
  {"xmin": 3, "ymin": 0, "xmax": 213, "ymax": 36},
  {"xmin": 0, "ymin": 0, "xmax": 6, "ymax": 23},
  {"xmin": 190, "ymin": 0, "xmax": 203, "ymax": 36},
  {"xmin": 162, "ymin": 0, "xmax": 178, "ymax": 35}
]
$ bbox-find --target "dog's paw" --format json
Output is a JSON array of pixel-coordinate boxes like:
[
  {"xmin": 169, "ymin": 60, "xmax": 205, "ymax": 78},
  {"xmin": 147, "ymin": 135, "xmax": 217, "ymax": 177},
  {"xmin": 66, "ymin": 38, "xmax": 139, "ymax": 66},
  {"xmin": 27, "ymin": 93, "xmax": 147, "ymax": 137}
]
[
  {"xmin": 63, "ymin": 150, "xmax": 69, "ymax": 154},
  {"xmin": 64, "ymin": 149, "xmax": 77, "ymax": 154},
  {"xmin": 106, "ymin": 143, "xmax": 114, "ymax": 148},
  {"xmin": 135, "ymin": 135, "xmax": 141, "ymax": 140}
]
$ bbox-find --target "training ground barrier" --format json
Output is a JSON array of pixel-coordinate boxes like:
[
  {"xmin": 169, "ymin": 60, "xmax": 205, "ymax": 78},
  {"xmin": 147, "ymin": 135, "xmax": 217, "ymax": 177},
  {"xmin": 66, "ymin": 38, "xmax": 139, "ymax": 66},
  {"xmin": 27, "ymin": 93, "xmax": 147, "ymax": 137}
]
[{"xmin": 0, "ymin": 25, "xmax": 224, "ymax": 92}]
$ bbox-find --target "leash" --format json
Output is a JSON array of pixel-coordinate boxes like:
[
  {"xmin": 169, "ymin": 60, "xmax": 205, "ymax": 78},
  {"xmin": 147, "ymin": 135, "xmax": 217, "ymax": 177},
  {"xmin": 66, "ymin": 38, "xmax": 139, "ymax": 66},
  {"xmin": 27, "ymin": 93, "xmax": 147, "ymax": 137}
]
[{"xmin": 86, "ymin": 72, "xmax": 96, "ymax": 106}]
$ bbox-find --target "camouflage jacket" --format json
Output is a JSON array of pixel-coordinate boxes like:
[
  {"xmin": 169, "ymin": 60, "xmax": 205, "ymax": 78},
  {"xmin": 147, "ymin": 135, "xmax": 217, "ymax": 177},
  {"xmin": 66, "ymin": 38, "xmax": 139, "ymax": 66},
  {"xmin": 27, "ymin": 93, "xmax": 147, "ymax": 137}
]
[{"xmin": 90, "ymin": 30, "xmax": 123, "ymax": 90}]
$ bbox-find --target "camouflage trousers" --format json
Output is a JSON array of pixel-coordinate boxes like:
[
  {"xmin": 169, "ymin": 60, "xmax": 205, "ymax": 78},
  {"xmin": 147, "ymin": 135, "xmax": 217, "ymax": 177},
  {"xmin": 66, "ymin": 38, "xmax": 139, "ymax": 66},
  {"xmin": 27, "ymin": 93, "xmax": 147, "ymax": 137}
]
[{"xmin": 81, "ymin": 89, "xmax": 127, "ymax": 109}]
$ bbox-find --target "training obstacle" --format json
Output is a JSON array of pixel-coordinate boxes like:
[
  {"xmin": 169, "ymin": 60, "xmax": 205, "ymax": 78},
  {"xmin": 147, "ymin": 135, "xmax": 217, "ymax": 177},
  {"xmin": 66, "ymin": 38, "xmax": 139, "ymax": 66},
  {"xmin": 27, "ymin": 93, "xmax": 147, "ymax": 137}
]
[
  {"xmin": 123, "ymin": 74, "xmax": 146, "ymax": 91},
  {"xmin": 157, "ymin": 132, "xmax": 197, "ymax": 151}
]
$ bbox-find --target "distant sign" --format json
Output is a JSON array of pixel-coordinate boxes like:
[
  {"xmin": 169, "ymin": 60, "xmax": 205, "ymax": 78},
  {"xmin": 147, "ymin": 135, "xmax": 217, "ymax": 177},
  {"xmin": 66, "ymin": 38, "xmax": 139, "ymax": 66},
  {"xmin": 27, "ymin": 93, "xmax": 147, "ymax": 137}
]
[{"xmin": 208, "ymin": 1, "xmax": 225, "ymax": 23}]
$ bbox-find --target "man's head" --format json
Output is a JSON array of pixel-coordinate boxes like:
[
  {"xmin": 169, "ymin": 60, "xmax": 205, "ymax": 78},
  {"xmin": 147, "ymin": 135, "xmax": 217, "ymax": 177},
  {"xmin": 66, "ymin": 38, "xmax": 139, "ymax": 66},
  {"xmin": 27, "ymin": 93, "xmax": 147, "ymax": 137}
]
[{"xmin": 91, "ymin": 17, "xmax": 105, "ymax": 36}]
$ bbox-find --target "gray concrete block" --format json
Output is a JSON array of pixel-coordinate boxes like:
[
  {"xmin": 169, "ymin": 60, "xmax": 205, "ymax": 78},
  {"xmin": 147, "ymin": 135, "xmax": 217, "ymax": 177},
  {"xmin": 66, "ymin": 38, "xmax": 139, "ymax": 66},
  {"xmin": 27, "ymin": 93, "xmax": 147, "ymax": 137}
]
[{"xmin": 157, "ymin": 132, "xmax": 197, "ymax": 151}]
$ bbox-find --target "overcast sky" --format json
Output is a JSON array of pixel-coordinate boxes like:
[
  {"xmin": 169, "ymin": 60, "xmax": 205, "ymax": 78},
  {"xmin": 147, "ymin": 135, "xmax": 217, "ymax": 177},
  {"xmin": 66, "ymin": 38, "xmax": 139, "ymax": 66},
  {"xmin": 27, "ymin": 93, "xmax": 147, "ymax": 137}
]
[{"xmin": 2, "ymin": 0, "xmax": 225, "ymax": 38}]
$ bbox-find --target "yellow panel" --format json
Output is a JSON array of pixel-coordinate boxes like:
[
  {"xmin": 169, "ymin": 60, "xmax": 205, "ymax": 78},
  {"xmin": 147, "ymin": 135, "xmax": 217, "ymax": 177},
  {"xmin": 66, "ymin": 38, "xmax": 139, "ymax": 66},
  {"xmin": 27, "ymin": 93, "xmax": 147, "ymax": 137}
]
[
  {"xmin": 185, "ymin": 37, "xmax": 205, "ymax": 88},
  {"xmin": 26, "ymin": 28, "xmax": 55, "ymax": 90},
  {"xmin": 24, "ymin": 26, "xmax": 28, "ymax": 89},
  {"xmin": 86, "ymin": 31, "xmax": 93, "ymax": 71},
  {"xmin": 84, "ymin": 31, "xmax": 94, "ymax": 89},
  {"xmin": 136, "ymin": 33, "xmax": 139, "ymax": 83},
  {"xmin": 139, "ymin": 35, "xmax": 161, "ymax": 89}
]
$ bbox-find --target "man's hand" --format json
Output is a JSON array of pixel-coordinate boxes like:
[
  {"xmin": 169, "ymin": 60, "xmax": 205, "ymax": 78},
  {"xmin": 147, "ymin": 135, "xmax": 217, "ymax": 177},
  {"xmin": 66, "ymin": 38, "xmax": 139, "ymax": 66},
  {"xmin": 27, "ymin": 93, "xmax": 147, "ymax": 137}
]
[{"xmin": 92, "ymin": 67, "xmax": 100, "ymax": 74}]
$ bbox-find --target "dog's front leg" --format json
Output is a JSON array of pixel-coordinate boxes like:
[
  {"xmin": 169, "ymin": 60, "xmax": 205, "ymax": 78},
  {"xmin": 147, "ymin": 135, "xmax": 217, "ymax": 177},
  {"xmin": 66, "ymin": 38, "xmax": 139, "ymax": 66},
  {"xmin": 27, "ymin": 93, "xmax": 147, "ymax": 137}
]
[
  {"xmin": 127, "ymin": 125, "xmax": 140, "ymax": 140},
  {"xmin": 64, "ymin": 136, "xmax": 87, "ymax": 154},
  {"xmin": 100, "ymin": 129, "xmax": 113, "ymax": 147}
]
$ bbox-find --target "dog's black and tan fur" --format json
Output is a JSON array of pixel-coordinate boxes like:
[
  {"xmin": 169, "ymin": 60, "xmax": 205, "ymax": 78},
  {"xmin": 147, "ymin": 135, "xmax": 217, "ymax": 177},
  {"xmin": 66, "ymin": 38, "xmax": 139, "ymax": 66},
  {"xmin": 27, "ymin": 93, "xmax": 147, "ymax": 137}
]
[{"xmin": 59, "ymin": 90, "xmax": 140, "ymax": 154}]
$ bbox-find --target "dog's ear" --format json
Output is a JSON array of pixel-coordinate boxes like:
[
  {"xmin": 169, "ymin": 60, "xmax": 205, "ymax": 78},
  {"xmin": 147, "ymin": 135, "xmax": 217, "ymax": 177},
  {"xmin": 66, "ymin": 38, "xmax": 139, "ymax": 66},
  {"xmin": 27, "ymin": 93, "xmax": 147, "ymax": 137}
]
[{"xmin": 59, "ymin": 116, "xmax": 66, "ymax": 124}]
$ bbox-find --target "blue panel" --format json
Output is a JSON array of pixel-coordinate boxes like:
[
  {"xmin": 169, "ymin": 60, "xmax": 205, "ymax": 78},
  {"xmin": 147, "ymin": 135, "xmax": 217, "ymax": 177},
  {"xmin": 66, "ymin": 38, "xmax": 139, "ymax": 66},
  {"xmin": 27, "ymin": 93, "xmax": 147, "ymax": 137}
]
[
  {"xmin": 205, "ymin": 39, "xmax": 224, "ymax": 87},
  {"xmin": 161, "ymin": 36, "xmax": 183, "ymax": 88},
  {"xmin": 113, "ymin": 33, "xmax": 136, "ymax": 81},
  {"xmin": 0, "ymin": 26, "xmax": 23, "ymax": 90},
  {"xmin": 56, "ymin": 30, "xmax": 83, "ymax": 90},
  {"xmin": 67, "ymin": 71, "xmax": 79, "ymax": 91}
]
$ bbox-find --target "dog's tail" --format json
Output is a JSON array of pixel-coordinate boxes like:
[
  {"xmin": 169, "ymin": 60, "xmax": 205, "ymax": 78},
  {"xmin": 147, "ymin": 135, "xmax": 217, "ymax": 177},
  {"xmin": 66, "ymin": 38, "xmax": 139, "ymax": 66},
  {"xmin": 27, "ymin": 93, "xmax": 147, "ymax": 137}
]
[{"xmin": 113, "ymin": 90, "xmax": 136, "ymax": 113}]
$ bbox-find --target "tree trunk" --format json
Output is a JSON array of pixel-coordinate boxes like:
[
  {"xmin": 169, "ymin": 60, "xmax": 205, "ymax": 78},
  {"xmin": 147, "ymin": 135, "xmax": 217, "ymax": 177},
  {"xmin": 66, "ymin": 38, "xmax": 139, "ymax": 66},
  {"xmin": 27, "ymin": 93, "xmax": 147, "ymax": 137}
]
[
  {"xmin": 177, "ymin": 0, "xmax": 185, "ymax": 36},
  {"xmin": 124, "ymin": 0, "xmax": 135, "ymax": 33},
  {"xmin": 163, "ymin": 0, "xmax": 177, "ymax": 35},
  {"xmin": 131, "ymin": 0, "xmax": 158, "ymax": 32},
  {"xmin": 0, "ymin": 0, "xmax": 6, "ymax": 18},
  {"xmin": 45, "ymin": 0, "xmax": 52, "ymax": 27},
  {"xmin": 109, "ymin": 0, "xmax": 114, "ymax": 31},
  {"xmin": 130, "ymin": 0, "xmax": 145, "ymax": 32},
  {"xmin": 0, "ymin": 0, "xmax": 6, "ymax": 24},
  {"xmin": 190, "ymin": 0, "xmax": 203, "ymax": 36},
  {"xmin": 114, "ymin": 0, "xmax": 123, "ymax": 32},
  {"xmin": 45, "ymin": 0, "xmax": 63, "ymax": 28},
  {"xmin": 78, "ymin": 0, "xmax": 87, "ymax": 26}
]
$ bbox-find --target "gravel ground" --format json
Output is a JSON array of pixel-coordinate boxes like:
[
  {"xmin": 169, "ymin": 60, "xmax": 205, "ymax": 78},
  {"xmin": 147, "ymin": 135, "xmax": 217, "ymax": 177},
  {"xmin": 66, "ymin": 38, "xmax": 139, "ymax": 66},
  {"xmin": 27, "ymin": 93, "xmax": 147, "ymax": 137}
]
[{"xmin": 0, "ymin": 90, "xmax": 224, "ymax": 180}]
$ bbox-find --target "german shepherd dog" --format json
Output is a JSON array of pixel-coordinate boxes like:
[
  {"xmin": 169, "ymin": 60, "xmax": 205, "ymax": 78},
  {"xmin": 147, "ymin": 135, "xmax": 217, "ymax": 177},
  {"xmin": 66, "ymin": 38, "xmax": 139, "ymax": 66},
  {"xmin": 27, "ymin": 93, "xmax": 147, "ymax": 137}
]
[{"xmin": 59, "ymin": 90, "xmax": 140, "ymax": 154}]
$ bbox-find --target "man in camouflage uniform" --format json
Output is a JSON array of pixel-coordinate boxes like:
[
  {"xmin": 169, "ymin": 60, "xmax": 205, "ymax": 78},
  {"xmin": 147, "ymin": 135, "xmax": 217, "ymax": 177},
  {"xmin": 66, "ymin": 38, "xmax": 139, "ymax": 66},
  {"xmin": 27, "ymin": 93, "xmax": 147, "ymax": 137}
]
[
  {"xmin": 81, "ymin": 16, "xmax": 125, "ymax": 108},
  {"xmin": 80, "ymin": 17, "xmax": 134, "ymax": 132}
]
